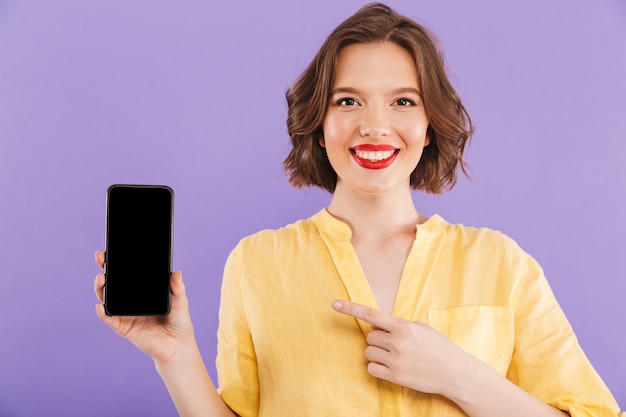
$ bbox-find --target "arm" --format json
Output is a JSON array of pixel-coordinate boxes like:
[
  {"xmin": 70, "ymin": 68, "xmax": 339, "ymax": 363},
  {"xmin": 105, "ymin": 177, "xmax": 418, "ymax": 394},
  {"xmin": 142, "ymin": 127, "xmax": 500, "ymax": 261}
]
[
  {"xmin": 332, "ymin": 300, "xmax": 567, "ymax": 417},
  {"xmin": 214, "ymin": 245, "xmax": 261, "ymax": 416},
  {"xmin": 444, "ymin": 349, "xmax": 568, "ymax": 417},
  {"xmin": 504, "ymin": 253, "xmax": 620, "ymax": 416},
  {"xmin": 154, "ymin": 342, "xmax": 236, "ymax": 417}
]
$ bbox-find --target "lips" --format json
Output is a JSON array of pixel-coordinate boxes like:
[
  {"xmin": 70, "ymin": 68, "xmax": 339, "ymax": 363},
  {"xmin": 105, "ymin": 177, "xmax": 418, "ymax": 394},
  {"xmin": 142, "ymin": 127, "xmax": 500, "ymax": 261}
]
[{"xmin": 350, "ymin": 144, "xmax": 399, "ymax": 169}]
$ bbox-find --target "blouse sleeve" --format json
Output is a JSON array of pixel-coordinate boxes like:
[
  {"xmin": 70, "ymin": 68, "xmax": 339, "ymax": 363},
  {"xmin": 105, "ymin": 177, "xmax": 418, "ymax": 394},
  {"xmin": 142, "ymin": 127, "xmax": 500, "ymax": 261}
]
[
  {"xmin": 216, "ymin": 243, "xmax": 259, "ymax": 417},
  {"xmin": 507, "ymin": 245, "xmax": 621, "ymax": 416}
]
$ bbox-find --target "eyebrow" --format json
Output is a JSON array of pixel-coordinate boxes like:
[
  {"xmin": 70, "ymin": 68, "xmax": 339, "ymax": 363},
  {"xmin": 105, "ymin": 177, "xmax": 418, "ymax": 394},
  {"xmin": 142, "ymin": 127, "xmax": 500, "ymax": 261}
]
[{"xmin": 330, "ymin": 86, "xmax": 423, "ymax": 98}]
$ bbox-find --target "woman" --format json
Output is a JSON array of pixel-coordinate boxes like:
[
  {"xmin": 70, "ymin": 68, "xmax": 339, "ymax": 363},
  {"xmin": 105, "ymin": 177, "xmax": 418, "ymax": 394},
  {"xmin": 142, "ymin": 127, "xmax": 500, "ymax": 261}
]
[{"xmin": 94, "ymin": 3, "xmax": 621, "ymax": 416}]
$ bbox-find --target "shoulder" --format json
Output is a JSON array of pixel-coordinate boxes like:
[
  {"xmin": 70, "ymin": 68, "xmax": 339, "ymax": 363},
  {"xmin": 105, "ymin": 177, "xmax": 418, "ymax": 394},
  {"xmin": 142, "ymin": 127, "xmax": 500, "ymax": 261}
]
[
  {"xmin": 230, "ymin": 214, "xmax": 320, "ymax": 255},
  {"xmin": 432, "ymin": 215, "xmax": 536, "ymax": 266},
  {"xmin": 432, "ymin": 215, "xmax": 519, "ymax": 248},
  {"xmin": 431, "ymin": 217, "xmax": 548, "ymax": 297},
  {"xmin": 223, "ymin": 213, "xmax": 324, "ymax": 278}
]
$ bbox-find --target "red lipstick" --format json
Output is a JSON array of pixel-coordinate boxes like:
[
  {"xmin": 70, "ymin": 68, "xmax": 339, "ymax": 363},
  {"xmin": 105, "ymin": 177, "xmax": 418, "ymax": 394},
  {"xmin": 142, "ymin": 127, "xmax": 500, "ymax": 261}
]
[
  {"xmin": 350, "ymin": 144, "xmax": 399, "ymax": 169},
  {"xmin": 351, "ymin": 144, "xmax": 397, "ymax": 151}
]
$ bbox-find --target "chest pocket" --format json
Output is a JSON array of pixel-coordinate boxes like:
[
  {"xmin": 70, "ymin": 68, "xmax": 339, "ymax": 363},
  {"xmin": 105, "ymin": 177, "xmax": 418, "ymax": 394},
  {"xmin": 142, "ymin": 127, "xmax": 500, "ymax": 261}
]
[{"xmin": 427, "ymin": 306, "xmax": 514, "ymax": 375}]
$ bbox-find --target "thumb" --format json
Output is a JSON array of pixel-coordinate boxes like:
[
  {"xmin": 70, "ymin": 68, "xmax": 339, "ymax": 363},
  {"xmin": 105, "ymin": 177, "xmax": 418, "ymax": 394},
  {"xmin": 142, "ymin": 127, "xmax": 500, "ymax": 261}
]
[
  {"xmin": 170, "ymin": 271, "xmax": 185, "ymax": 297},
  {"xmin": 169, "ymin": 271, "xmax": 190, "ymax": 314}
]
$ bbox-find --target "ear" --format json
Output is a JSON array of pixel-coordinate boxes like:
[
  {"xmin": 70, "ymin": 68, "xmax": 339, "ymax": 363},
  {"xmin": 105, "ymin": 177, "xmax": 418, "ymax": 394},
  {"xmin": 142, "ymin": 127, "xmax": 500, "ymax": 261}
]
[
  {"xmin": 319, "ymin": 137, "xmax": 326, "ymax": 148},
  {"xmin": 424, "ymin": 127, "xmax": 431, "ymax": 146}
]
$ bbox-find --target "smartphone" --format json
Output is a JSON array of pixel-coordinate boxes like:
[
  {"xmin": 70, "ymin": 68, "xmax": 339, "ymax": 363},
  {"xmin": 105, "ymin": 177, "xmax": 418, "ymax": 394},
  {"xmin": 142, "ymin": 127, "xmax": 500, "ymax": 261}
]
[{"xmin": 104, "ymin": 184, "xmax": 174, "ymax": 316}]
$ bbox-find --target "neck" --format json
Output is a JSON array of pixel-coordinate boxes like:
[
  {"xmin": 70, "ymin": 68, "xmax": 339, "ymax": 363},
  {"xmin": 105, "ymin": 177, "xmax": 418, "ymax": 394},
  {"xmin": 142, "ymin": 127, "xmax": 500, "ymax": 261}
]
[{"xmin": 326, "ymin": 181, "xmax": 426, "ymax": 240}]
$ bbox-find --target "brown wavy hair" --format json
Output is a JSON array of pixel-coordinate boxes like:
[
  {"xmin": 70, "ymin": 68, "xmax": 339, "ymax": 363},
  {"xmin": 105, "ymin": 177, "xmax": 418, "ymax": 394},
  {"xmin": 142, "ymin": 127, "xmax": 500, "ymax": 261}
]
[{"xmin": 283, "ymin": 2, "xmax": 473, "ymax": 194}]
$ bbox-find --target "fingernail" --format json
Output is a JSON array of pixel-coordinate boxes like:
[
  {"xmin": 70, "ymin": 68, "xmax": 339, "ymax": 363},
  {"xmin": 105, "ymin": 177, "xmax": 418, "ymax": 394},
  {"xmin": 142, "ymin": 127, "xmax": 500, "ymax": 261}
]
[{"xmin": 332, "ymin": 300, "xmax": 343, "ymax": 310}]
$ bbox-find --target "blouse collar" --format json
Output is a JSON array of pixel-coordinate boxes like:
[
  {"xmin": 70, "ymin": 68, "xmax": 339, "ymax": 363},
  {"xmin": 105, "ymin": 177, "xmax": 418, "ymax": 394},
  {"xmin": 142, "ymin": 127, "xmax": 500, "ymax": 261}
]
[{"xmin": 309, "ymin": 208, "xmax": 448, "ymax": 241}]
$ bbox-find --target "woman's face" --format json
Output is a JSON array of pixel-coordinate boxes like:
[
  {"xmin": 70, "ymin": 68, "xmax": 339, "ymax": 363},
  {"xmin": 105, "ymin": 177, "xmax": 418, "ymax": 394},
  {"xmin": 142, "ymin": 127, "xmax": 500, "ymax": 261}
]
[{"xmin": 321, "ymin": 42, "xmax": 430, "ymax": 195}]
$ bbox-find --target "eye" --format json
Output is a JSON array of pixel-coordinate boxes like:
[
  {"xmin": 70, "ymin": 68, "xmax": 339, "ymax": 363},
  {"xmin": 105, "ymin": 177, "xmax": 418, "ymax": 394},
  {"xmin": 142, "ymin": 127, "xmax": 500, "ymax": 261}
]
[
  {"xmin": 336, "ymin": 97, "xmax": 358, "ymax": 106},
  {"xmin": 394, "ymin": 98, "xmax": 416, "ymax": 107}
]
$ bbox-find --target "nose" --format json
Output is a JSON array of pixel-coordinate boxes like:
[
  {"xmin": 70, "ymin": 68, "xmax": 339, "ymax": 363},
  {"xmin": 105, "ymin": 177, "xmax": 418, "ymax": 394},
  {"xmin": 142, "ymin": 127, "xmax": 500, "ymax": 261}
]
[{"xmin": 359, "ymin": 106, "xmax": 390, "ymax": 139}]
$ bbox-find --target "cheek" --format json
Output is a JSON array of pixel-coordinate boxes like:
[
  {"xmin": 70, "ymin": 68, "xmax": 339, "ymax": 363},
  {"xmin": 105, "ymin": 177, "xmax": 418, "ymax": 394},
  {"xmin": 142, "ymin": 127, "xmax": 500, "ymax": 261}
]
[
  {"xmin": 400, "ymin": 119, "xmax": 429, "ymax": 146},
  {"xmin": 322, "ymin": 113, "xmax": 355, "ymax": 146},
  {"xmin": 322, "ymin": 116, "xmax": 340, "ymax": 144}
]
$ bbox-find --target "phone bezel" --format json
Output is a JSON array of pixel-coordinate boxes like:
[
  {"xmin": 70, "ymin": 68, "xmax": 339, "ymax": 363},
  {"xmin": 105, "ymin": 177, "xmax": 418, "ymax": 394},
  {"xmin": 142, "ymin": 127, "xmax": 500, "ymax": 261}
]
[{"xmin": 103, "ymin": 184, "xmax": 174, "ymax": 316}]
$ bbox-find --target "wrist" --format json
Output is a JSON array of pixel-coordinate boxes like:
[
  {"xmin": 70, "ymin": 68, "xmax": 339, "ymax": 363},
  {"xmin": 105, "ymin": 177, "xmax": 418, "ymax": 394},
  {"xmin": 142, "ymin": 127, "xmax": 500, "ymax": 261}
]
[
  {"xmin": 444, "ymin": 361, "xmax": 570, "ymax": 417},
  {"xmin": 153, "ymin": 337, "xmax": 201, "ymax": 372},
  {"xmin": 437, "ymin": 352, "xmax": 490, "ymax": 405}
]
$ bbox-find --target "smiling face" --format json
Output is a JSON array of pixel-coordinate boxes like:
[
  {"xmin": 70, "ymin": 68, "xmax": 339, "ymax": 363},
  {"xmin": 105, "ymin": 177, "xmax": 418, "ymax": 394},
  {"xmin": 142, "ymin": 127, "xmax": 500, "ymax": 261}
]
[{"xmin": 321, "ymin": 42, "xmax": 430, "ymax": 196}]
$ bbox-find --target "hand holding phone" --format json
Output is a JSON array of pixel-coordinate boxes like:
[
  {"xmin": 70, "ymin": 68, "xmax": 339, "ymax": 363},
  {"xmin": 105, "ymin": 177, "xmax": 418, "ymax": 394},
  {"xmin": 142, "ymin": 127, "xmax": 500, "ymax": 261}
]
[{"xmin": 94, "ymin": 252, "xmax": 197, "ymax": 363}]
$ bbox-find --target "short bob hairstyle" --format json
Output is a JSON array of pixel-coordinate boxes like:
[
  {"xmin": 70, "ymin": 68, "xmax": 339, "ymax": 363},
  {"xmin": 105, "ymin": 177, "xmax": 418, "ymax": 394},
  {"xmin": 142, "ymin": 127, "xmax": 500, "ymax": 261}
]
[{"xmin": 284, "ymin": 2, "xmax": 473, "ymax": 195}]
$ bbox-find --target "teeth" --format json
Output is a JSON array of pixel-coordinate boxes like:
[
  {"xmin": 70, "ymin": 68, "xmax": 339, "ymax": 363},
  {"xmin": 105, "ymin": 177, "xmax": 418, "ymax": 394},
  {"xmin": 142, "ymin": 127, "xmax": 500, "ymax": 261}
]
[{"xmin": 354, "ymin": 150, "xmax": 395, "ymax": 162}]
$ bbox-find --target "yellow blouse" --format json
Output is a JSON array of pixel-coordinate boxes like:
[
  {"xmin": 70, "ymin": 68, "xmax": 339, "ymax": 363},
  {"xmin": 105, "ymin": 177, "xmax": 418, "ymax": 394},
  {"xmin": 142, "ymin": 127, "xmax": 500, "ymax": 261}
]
[{"xmin": 216, "ymin": 209, "xmax": 620, "ymax": 416}]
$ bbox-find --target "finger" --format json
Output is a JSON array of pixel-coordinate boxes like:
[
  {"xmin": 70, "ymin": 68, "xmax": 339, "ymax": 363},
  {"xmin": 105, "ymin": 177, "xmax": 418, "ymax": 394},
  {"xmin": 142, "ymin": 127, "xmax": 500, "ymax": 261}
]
[
  {"xmin": 365, "ymin": 344, "xmax": 390, "ymax": 364},
  {"xmin": 367, "ymin": 361, "xmax": 391, "ymax": 381},
  {"xmin": 169, "ymin": 271, "xmax": 185, "ymax": 297},
  {"xmin": 95, "ymin": 304, "xmax": 121, "ymax": 333},
  {"xmin": 95, "ymin": 251, "xmax": 105, "ymax": 269},
  {"xmin": 332, "ymin": 300, "xmax": 396, "ymax": 331},
  {"xmin": 95, "ymin": 303, "xmax": 108, "ymax": 321},
  {"xmin": 169, "ymin": 271, "xmax": 189, "ymax": 313},
  {"xmin": 94, "ymin": 273, "xmax": 105, "ymax": 303},
  {"xmin": 366, "ymin": 329, "xmax": 393, "ymax": 351}
]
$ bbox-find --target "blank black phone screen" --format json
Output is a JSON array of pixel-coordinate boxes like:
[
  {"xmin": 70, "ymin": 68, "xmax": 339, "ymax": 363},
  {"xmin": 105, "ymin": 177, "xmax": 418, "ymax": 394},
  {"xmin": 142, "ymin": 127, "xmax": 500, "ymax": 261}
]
[{"xmin": 104, "ymin": 184, "xmax": 173, "ymax": 316}]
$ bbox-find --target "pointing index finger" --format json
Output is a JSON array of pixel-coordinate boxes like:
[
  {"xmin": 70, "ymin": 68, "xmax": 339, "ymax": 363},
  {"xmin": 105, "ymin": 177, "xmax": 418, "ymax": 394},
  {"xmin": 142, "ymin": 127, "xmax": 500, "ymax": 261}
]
[{"xmin": 332, "ymin": 300, "xmax": 395, "ymax": 331}]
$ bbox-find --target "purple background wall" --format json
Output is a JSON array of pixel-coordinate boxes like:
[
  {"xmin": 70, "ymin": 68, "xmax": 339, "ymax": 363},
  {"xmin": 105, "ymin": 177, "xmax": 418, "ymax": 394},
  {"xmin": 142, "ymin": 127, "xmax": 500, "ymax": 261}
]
[{"xmin": 0, "ymin": 0, "xmax": 624, "ymax": 415}]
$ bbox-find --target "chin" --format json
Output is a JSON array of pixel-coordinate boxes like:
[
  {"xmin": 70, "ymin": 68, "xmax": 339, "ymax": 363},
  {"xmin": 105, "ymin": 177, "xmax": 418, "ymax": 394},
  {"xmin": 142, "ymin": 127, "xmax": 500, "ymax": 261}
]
[{"xmin": 354, "ymin": 181, "xmax": 404, "ymax": 196}]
